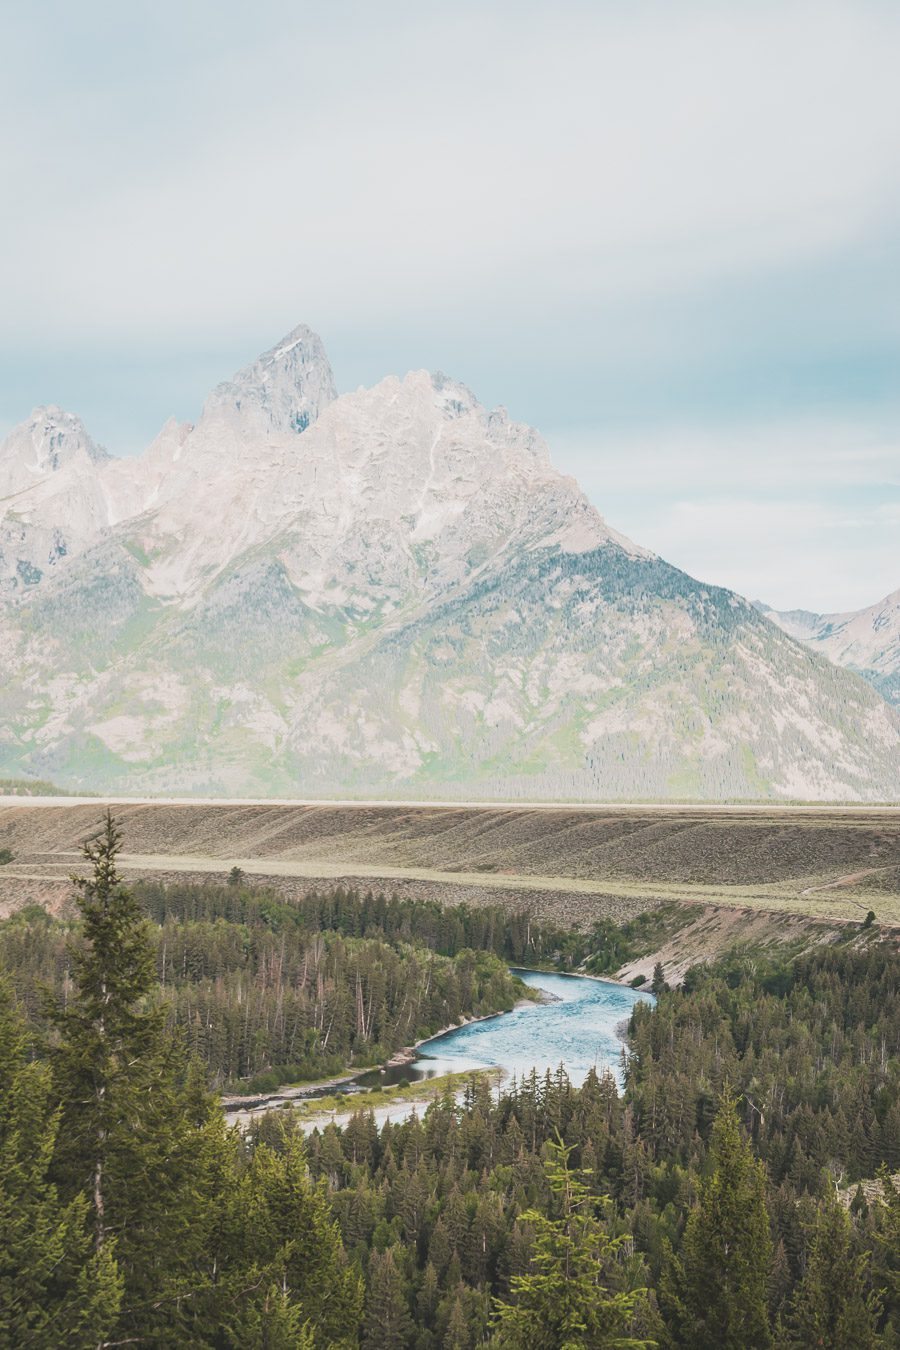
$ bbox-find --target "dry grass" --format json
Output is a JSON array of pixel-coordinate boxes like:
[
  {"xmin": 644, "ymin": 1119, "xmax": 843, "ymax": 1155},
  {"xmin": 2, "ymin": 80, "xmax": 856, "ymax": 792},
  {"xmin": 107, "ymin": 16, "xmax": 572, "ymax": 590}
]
[{"xmin": 1, "ymin": 801, "xmax": 899, "ymax": 927}]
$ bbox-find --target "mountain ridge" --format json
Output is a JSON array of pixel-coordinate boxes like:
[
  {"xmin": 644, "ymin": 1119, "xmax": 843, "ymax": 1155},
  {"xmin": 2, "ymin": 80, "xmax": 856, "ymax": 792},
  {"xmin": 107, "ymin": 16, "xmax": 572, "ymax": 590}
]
[
  {"xmin": 1, "ymin": 324, "xmax": 898, "ymax": 801},
  {"xmin": 761, "ymin": 589, "xmax": 900, "ymax": 707}
]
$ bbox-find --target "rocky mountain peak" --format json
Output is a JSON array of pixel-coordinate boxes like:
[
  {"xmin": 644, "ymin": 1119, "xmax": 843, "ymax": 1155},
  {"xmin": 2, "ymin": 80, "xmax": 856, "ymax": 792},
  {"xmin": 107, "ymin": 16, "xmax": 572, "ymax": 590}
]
[
  {"xmin": 0, "ymin": 324, "xmax": 897, "ymax": 800},
  {"xmin": 430, "ymin": 371, "xmax": 479, "ymax": 419},
  {"xmin": 200, "ymin": 324, "xmax": 338, "ymax": 437},
  {"xmin": 4, "ymin": 405, "xmax": 106, "ymax": 467},
  {"xmin": 0, "ymin": 406, "xmax": 108, "ymax": 499}
]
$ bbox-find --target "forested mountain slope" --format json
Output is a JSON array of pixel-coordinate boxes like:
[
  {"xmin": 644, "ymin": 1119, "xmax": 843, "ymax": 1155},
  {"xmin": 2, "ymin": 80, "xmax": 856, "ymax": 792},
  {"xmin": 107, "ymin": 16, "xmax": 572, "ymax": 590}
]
[{"xmin": 763, "ymin": 588, "xmax": 900, "ymax": 707}]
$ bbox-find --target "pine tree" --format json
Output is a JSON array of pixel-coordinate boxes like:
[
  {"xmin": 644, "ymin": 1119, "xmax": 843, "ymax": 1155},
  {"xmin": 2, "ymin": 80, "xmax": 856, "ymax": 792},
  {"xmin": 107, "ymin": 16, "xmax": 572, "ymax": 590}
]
[
  {"xmin": 489, "ymin": 1135, "xmax": 652, "ymax": 1349},
  {"xmin": 237, "ymin": 1130, "xmax": 363, "ymax": 1349},
  {"xmin": 663, "ymin": 1092, "xmax": 773, "ymax": 1350},
  {"xmin": 363, "ymin": 1248, "xmax": 414, "ymax": 1349},
  {"xmin": 221, "ymin": 1284, "xmax": 315, "ymax": 1350},
  {"xmin": 787, "ymin": 1189, "xmax": 881, "ymax": 1349},
  {"xmin": 163, "ymin": 1080, "xmax": 248, "ymax": 1346},
  {"xmin": 0, "ymin": 979, "xmax": 121, "ymax": 1348},
  {"xmin": 872, "ymin": 1171, "xmax": 900, "ymax": 1343},
  {"xmin": 51, "ymin": 814, "xmax": 165, "ymax": 1230},
  {"xmin": 443, "ymin": 1290, "xmax": 472, "ymax": 1348},
  {"xmin": 417, "ymin": 1261, "xmax": 441, "ymax": 1329},
  {"xmin": 48, "ymin": 813, "xmax": 213, "ymax": 1342}
]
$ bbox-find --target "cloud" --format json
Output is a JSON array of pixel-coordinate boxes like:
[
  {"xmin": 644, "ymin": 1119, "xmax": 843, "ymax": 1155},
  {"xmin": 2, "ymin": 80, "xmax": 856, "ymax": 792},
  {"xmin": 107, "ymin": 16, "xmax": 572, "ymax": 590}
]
[
  {"xmin": 2, "ymin": 2, "xmax": 900, "ymax": 341},
  {"xmin": 547, "ymin": 417, "xmax": 900, "ymax": 612},
  {"xmin": 549, "ymin": 419, "xmax": 900, "ymax": 496},
  {"xmin": 0, "ymin": 1, "xmax": 897, "ymax": 610},
  {"xmin": 620, "ymin": 494, "xmax": 900, "ymax": 615}
]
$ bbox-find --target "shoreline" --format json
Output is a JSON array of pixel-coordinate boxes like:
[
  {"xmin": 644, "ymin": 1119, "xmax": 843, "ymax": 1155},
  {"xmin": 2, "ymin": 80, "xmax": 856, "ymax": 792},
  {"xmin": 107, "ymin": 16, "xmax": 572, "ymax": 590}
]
[
  {"xmin": 384, "ymin": 993, "xmax": 544, "ymax": 1068},
  {"xmin": 274, "ymin": 1067, "xmax": 504, "ymax": 1136},
  {"xmin": 222, "ymin": 993, "xmax": 542, "ymax": 1113},
  {"xmin": 575, "ymin": 967, "xmax": 650, "ymax": 992},
  {"xmin": 514, "ymin": 963, "xmax": 651, "ymax": 993},
  {"xmin": 222, "ymin": 970, "xmax": 645, "ymax": 1117}
]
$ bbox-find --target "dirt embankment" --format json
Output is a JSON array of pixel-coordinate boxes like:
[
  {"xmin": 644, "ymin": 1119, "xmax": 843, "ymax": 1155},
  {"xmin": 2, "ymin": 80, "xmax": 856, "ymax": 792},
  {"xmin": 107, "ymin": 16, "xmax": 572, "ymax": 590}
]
[
  {"xmin": 614, "ymin": 905, "xmax": 849, "ymax": 987},
  {"xmin": 2, "ymin": 798, "xmax": 900, "ymax": 889},
  {"xmin": 0, "ymin": 864, "xmax": 661, "ymax": 929}
]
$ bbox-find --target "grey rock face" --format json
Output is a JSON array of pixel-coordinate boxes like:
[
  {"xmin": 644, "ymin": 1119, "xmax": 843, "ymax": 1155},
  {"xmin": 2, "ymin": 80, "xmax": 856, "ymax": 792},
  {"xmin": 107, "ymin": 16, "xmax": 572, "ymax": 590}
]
[{"xmin": 1, "ymin": 326, "xmax": 898, "ymax": 800}]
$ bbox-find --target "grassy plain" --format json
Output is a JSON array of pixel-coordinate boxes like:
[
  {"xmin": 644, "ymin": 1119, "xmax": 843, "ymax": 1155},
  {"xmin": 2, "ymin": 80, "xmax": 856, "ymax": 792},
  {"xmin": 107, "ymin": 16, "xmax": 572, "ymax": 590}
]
[{"xmin": 1, "ymin": 799, "xmax": 899, "ymax": 927}]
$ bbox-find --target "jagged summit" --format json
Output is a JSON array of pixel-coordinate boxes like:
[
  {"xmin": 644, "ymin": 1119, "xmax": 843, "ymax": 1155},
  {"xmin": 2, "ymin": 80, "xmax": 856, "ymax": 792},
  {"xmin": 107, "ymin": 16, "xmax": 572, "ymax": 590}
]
[
  {"xmin": 27, "ymin": 406, "xmax": 108, "ymax": 463},
  {"xmin": 1, "ymin": 402, "xmax": 105, "ymax": 467},
  {"xmin": 0, "ymin": 407, "xmax": 123, "ymax": 592},
  {"xmin": 3, "ymin": 322, "xmax": 625, "ymax": 605},
  {"xmin": 0, "ymin": 406, "xmax": 107, "ymax": 487},
  {"xmin": 0, "ymin": 323, "xmax": 897, "ymax": 800},
  {"xmin": 430, "ymin": 371, "xmax": 480, "ymax": 417},
  {"xmin": 200, "ymin": 324, "xmax": 337, "ymax": 437}
]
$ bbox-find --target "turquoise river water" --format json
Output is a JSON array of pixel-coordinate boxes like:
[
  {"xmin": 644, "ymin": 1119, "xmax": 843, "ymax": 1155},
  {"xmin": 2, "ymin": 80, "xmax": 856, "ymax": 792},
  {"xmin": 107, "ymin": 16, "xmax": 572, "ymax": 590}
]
[
  {"xmin": 226, "ymin": 969, "xmax": 654, "ymax": 1130},
  {"xmin": 405, "ymin": 969, "xmax": 654, "ymax": 1088}
]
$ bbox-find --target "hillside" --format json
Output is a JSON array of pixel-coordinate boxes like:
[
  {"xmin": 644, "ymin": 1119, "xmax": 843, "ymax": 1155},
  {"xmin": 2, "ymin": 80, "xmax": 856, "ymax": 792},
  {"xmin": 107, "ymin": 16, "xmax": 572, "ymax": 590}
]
[
  {"xmin": 0, "ymin": 777, "xmax": 73, "ymax": 797},
  {"xmin": 763, "ymin": 587, "xmax": 900, "ymax": 706}
]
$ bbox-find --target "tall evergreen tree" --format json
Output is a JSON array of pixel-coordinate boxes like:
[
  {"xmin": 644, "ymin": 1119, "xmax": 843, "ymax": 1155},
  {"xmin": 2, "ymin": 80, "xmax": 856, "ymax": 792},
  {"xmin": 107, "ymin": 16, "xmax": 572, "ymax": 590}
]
[
  {"xmin": 786, "ymin": 1189, "xmax": 881, "ymax": 1349},
  {"xmin": 221, "ymin": 1285, "xmax": 315, "ymax": 1350},
  {"xmin": 489, "ymin": 1135, "xmax": 651, "ymax": 1349},
  {"xmin": 0, "ymin": 979, "xmax": 120, "ymax": 1348},
  {"xmin": 873, "ymin": 1172, "xmax": 900, "ymax": 1346},
  {"xmin": 363, "ymin": 1248, "xmax": 414, "ymax": 1349},
  {"xmin": 662, "ymin": 1092, "xmax": 773, "ymax": 1350},
  {"xmin": 443, "ymin": 1292, "xmax": 472, "ymax": 1350},
  {"xmin": 48, "ymin": 813, "xmax": 212, "ymax": 1343},
  {"xmin": 236, "ymin": 1130, "xmax": 363, "ymax": 1349}
]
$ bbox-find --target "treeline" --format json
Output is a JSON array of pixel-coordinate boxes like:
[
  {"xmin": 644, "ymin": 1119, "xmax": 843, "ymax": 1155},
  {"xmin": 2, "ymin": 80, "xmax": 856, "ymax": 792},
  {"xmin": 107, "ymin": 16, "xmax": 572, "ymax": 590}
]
[
  {"xmin": 628, "ymin": 945, "xmax": 900, "ymax": 1184},
  {"xmin": 136, "ymin": 878, "xmax": 669, "ymax": 973},
  {"xmin": 296, "ymin": 939, "xmax": 900, "ymax": 1348},
  {"xmin": 0, "ymin": 879, "xmax": 666, "ymax": 1090},
  {"xmin": 135, "ymin": 879, "xmax": 587, "ymax": 964},
  {"xmin": 163, "ymin": 930, "xmax": 520, "ymax": 1090},
  {"xmin": 0, "ymin": 892, "xmax": 532, "ymax": 1091},
  {"xmin": 0, "ymin": 776, "xmax": 75, "ymax": 796}
]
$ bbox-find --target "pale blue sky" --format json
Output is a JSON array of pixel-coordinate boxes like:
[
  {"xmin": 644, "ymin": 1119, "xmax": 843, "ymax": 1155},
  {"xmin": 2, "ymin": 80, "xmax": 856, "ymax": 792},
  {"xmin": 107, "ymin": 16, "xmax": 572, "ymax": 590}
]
[{"xmin": 1, "ymin": 1, "xmax": 898, "ymax": 610}]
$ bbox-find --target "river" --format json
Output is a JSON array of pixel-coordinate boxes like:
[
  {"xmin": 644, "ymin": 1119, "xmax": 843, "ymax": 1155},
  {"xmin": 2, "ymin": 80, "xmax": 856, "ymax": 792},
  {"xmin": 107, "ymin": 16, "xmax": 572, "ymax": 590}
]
[
  {"xmin": 393, "ymin": 969, "xmax": 653, "ymax": 1088},
  {"xmin": 225, "ymin": 969, "xmax": 654, "ymax": 1132}
]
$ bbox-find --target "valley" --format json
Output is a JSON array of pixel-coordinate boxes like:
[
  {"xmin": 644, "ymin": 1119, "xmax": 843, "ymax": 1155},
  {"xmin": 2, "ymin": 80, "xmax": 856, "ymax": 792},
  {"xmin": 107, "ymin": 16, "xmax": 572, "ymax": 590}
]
[{"xmin": 764, "ymin": 587, "xmax": 900, "ymax": 706}]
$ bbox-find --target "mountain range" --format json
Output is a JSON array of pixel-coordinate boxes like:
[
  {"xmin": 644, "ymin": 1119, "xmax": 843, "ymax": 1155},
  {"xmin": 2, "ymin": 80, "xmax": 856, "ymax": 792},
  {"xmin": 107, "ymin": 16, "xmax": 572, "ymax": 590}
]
[
  {"xmin": 1, "ymin": 325, "xmax": 898, "ymax": 801},
  {"xmin": 759, "ymin": 592, "xmax": 900, "ymax": 708}
]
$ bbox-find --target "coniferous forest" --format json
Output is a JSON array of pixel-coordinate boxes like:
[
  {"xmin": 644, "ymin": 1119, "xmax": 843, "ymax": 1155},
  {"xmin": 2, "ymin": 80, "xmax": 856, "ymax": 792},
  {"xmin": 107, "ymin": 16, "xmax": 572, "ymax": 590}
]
[{"xmin": 0, "ymin": 815, "xmax": 898, "ymax": 1347}]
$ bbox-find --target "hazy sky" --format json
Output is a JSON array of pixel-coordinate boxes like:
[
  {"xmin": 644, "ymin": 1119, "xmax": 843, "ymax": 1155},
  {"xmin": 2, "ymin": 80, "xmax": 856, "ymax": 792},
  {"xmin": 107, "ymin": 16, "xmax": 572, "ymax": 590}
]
[{"xmin": 2, "ymin": 1, "xmax": 898, "ymax": 611}]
